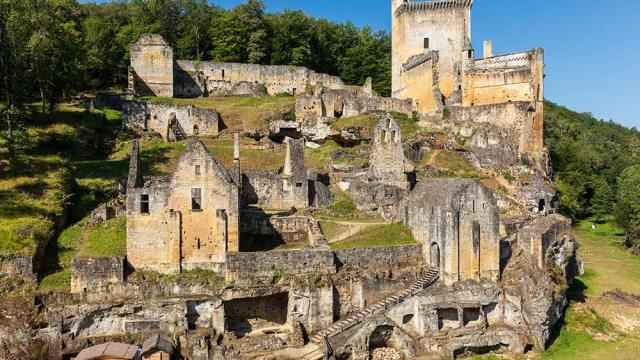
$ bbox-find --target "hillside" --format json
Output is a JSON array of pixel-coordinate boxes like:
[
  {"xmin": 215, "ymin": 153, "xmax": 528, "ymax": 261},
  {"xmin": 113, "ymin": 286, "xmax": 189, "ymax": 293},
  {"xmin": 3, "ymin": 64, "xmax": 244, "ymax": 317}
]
[{"xmin": 544, "ymin": 101, "xmax": 640, "ymax": 221}]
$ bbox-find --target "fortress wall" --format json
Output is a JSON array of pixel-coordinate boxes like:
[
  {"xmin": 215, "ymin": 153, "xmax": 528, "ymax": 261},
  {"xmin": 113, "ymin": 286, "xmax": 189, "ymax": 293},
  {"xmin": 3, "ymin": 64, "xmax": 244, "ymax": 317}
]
[
  {"xmin": 397, "ymin": 56, "xmax": 440, "ymax": 113},
  {"xmin": 176, "ymin": 60, "xmax": 345, "ymax": 96},
  {"xmin": 123, "ymin": 101, "xmax": 220, "ymax": 140},
  {"xmin": 334, "ymin": 244, "xmax": 424, "ymax": 271},
  {"xmin": 450, "ymin": 101, "xmax": 532, "ymax": 128},
  {"xmin": 226, "ymin": 250, "xmax": 336, "ymax": 284},
  {"xmin": 130, "ymin": 35, "xmax": 173, "ymax": 97},
  {"xmin": 71, "ymin": 257, "xmax": 124, "ymax": 294}
]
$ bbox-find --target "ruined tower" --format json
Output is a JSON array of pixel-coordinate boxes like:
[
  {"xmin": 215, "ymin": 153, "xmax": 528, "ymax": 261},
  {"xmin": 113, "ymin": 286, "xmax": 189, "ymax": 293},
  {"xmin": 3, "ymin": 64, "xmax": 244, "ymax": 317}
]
[
  {"xmin": 369, "ymin": 115, "xmax": 409, "ymax": 190},
  {"xmin": 392, "ymin": 0, "xmax": 473, "ymax": 111},
  {"xmin": 283, "ymin": 137, "xmax": 309, "ymax": 209},
  {"xmin": 129, "ymin": 34, "xmax": 174, "ymax": 97}
]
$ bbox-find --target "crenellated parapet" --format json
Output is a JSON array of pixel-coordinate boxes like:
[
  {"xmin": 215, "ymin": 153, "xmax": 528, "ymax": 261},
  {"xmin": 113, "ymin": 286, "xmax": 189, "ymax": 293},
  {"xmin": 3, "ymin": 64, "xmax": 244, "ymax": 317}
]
[{"xmin": 395, "ymin": 0, "xmax": 473, "ymax": 17}]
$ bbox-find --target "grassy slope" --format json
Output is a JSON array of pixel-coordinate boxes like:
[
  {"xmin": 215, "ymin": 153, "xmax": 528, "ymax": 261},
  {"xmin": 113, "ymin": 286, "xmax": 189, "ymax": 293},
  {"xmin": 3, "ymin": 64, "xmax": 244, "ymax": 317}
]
[
  {"xmin": 0, "ymin": 105, "xmax": 121, "ymax": 256},
  {"xmin": 332, "ymin": 111, "xmax": 421, "ymax": 141},
  {"xmin": 535, "ymin": 219, "xmax": 640, "ymax": 359},
  {"xmin": 329, "ymin": 223, "xmax": 417, "ymax": 250}
]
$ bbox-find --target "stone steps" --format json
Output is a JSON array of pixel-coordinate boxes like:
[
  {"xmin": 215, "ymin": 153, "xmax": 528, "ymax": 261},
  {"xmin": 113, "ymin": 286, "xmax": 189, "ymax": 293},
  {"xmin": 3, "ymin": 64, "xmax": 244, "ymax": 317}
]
[{"xmin": 308, "ymin": 268, "xmax": 440, "ymax": 345}]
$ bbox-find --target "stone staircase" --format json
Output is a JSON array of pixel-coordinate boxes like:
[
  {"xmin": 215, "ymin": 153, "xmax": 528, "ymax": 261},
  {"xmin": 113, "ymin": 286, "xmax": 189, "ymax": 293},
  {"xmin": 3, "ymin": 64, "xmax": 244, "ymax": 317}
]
[
  {"xmin": 168, "ymin": 114, "xmax": 187, "ymax": 141},
  {"xmin": 308, "ymin": 268, "xmax": 440, "ymax": 346}
]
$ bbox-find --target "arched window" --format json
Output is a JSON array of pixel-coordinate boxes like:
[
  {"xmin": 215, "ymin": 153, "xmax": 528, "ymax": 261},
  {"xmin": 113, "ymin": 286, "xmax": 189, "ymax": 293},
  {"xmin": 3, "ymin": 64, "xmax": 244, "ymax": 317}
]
[
  {"xmin": 380, "ymin": 130, "xmax": 387, "ymax": 143},
  {"xmin": 193, "ymin": 124, "xmax": 199, "ymax": 136}
]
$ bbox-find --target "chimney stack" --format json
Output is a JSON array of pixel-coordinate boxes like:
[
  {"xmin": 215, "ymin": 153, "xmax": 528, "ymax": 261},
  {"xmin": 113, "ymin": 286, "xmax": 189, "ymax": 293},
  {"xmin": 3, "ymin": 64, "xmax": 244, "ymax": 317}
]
[
  {"xmin": 232, "ymin": 131, "xmax": 241, "ymax": 188},
  {"xmin": 483, "ymin": 40, "xmax": 493, "ymax": 58}
]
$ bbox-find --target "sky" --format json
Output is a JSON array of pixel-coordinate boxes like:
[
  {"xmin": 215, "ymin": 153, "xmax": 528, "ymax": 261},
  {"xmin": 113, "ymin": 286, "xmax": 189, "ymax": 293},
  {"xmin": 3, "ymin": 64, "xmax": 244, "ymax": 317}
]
[{"xmin": 83, "ymin": 0, "xmax": 640, "ymax": 128}]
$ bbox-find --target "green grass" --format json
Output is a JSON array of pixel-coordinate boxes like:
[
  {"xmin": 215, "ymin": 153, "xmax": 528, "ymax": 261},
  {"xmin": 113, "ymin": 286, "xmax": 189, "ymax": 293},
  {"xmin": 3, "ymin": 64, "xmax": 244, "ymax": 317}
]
[
  {"xmin": 572, "ymin": 218, "xmax": 640, "ymax": 295},
  {"xmin": 38, "ymin": 219, "xmax": 85, "ymax": 290},
  {"xmin": 305, "ymin": 140, "xmax": 341, "ymax": 171},
  {"xmin": 0, "ymin": 104, "xmax": 121, "ymax": 257},
  {"xmin": 330, "ymin": 223, "xmax": 417, "ymax": 250},
  {"xmin": 325, "ymin": 189, "xmax": 362, "ymax": 216},
  {"xmin": 319, "ymin": 221, "xmax": 350, "ymax": 241},
  {"xmin": 77, "ymin": 217, "xmax": 126, "ymax": 258},
  {"xmin": 536, "ymin": 218, "xmax": 640, "ymax": 359},
  {"xmin": 332, "ymin": 111, "xmax": 420, "ymax": 142},
  {"xmin": 431, "ymin": 151, "xmax": 480, "ymax": 179}
]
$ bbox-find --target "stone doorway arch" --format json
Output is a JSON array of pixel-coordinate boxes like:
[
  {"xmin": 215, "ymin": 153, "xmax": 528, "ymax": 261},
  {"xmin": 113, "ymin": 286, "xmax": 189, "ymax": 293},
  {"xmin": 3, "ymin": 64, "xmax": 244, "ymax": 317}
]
[{"xmin": 430, "ymin": 242, "xmax": 440, "ymax": 269}]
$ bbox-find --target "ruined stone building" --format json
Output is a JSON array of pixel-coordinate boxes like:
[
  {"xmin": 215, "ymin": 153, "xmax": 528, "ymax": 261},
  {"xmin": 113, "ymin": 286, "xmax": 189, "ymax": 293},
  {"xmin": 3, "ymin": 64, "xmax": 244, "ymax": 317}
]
[
  {"xmin": 295, "ymin": 80, "xmax": 414, "ymax": 125},
  {"xmin": 123, "ymin": 100, "xmax": 220, "ymax": 141},
  {"xmin": 406, "ymin": 178, "xmax": 500, "ymax": 284},
  {"xmin": 129, "ymin": 34, "xmax": 346, "ymax": 98},
  {"xmin": 242, "ymin": 137, "xmax": 311, "ymax": 210},
  {"xmin": 369, "ymin": 115, "xmax": 410, "ymax": 190},
  {"xmin": 126, "ymin": 140, "xmax": 240, "ymax": 274},
  {"xmin": 391, "ymin": 0, "xmax": 545, "ymax": 167}
]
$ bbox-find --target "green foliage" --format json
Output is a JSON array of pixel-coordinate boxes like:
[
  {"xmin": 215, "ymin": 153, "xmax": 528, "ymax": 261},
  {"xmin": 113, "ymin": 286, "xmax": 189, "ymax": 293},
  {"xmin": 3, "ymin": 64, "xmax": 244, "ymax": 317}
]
[
  {"xmin": 330, "ymin": 223, "xmax": 417, "ymax": 250},
  {"xmin": 501, "ymin": 171, "xmax": 516, "ymax": 183},
  {"xmin": 545, "ymin": 101, "xmax": 640, "ymax": 223},
  {"xmin": 78, "ymin": 217, "xmax": 126, "ymax": 258},
  {"xmin": 614, "ymin": 165, "xmax": 640, "ymax": 228},
  {"xmin": 326, "ymin": 189, "xmax": 361, "ymax": 216}
]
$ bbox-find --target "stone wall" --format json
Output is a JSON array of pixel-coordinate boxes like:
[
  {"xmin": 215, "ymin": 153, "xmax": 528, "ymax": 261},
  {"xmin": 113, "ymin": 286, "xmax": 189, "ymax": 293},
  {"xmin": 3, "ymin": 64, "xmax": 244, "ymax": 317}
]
[
  {"xmin": 0, "ymin": 256, "xmax": 33, "ymax": 276},
  {"xmin": 241, "ymin": 137, "xmax": 309, "ymax": 211},
  {"xmin": 406, "ymin": 179, "xmax": 500, "ymax": 284},
  {"xmin": 369, "ymin": 115, "xmax": 409, "ymax": 189},
  {"xmin": 70, "ymin": 257, "xmax": 124, "ymax": 294},
  {"xmin": 225, "ymin": 250, "xmax": 336, "ymax": 284},
  {"xmin": 175, "ymin": 60, "xmax": 345, "ymax": 97},
  {"xmin": 450, "ymin": 101, "xmax": 543, "ymax": 169},
  {"xmin": 517, "ymin": 214, "xmax": 572, "ymax": 268},
  {"xmin": 123, "ymin": 100, "xmax": 220, "ymax": 140},
  {"xmin": 295, "ymin": 83, "xmax": 413, "ymax": 124},
  {"xmin": 239, "ymin": 212, "xmax": 311, "ymax": 251},
  {"xmin": 127, "ymin": 141, "xmax": 240, "ymax": 275},
  {"xmin": 334, "ymin": 244, "xmax": 423, "ymax": 271}
]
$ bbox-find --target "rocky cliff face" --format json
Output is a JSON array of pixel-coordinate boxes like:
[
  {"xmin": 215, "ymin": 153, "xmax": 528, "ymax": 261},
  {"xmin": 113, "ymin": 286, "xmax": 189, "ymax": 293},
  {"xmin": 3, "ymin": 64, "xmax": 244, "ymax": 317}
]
[{"xmin": 501, "ymin": 232, "xmax": 583, "ymax": 350}]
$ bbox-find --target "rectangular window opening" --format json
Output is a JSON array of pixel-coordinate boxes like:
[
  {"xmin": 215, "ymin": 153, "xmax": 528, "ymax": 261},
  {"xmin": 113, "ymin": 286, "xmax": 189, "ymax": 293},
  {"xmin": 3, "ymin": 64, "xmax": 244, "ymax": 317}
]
[
  {"xmin": 424, "ymin": 37, "xmax": 430, "ymax": 49},
  {"xmin": 191, "ymin": 188, "xmax": 202, "ymax": 211},
  {"xmin": 195, "ymin": 164, "xmax": 201, "ymax": 175},
  {"xmin": 140, "ymin": 194, "xmax": 150, "ymax": 214}
]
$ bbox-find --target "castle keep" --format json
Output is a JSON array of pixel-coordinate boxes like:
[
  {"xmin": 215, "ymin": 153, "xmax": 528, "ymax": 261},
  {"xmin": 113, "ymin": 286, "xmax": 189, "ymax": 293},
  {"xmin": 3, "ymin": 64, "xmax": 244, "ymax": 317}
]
[{"xmin": 391, "ymin": 0, "xmax": 545, "ymax": 167}]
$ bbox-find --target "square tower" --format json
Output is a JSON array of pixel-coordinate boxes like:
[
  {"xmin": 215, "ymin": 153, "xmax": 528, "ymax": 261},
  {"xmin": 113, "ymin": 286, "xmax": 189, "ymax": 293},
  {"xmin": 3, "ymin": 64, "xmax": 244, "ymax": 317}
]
[{"xmin": 392, "ymin": 0, "xmax": 473, "ymax": 106}]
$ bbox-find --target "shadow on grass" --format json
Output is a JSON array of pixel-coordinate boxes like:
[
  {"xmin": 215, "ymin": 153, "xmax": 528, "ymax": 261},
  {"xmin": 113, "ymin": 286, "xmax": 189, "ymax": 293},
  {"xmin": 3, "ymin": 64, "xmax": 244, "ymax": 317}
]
[{"xmin": 545, "ymin": 277, "xmax": 589, "ymax": 349}]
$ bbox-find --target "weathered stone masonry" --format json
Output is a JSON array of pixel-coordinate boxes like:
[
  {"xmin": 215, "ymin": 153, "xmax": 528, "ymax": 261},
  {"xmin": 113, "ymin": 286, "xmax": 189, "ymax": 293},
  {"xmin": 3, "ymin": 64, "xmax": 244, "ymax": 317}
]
[{"xmin": 129, "ymin": 34, "xmax": 346, "ymax": 98}]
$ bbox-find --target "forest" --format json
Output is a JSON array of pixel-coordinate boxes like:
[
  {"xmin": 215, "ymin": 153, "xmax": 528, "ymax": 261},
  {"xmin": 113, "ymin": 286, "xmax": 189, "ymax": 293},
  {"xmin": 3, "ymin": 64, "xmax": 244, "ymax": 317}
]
[{"xmin": 2, "ymin": 0, "xmax": 640, "ymax": 245}]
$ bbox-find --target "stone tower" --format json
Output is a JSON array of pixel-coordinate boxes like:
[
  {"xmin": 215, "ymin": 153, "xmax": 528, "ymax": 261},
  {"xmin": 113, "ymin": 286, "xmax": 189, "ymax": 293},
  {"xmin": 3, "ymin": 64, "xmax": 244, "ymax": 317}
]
[
  {"xmin": 369, "ymin": 115, "xmax": 408, "ymax": 190},
  {"xmin": 283, "ymin": 137, "xmax": 309, "ymax": 209},
  {"xmin": 129, "ymin": 34, "xmax": 174, "ymax": 97},
  {"xmin": 392, "ymin": 0, "xmax": 473, "ymax": 109}
]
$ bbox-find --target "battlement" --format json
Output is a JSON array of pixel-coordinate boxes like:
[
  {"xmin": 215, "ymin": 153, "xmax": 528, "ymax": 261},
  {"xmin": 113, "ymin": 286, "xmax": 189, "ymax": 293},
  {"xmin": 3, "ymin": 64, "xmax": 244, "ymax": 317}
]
[
  {"xmin": 395, "ymin": 0, "xmax": 473, "ymax": 17},
  {"xmin": 472, "ymin": 49, "xmax": 542, "ymax": 71}
]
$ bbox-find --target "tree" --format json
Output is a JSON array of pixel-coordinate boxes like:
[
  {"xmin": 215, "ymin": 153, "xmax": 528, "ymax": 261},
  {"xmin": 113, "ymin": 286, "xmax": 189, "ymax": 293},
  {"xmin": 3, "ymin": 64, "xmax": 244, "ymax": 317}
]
[
  {"xmin": 615, "ymin": 165, "xmax": 640, "ymax": 229},
  {"xmin": 589, "ymin": 178, "xmax": 614, "ymax": 222}
]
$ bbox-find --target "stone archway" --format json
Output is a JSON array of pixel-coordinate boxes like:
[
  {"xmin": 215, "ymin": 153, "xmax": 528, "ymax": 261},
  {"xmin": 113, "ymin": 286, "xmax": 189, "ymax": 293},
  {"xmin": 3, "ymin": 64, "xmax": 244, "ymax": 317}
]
[
  {"xmin": 430, "ymin": 242, "xmax": 440, "ymax": 269},
  {"xmin": 368, "ymin": 325, "xmax": 405, "ymax": 360}
]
